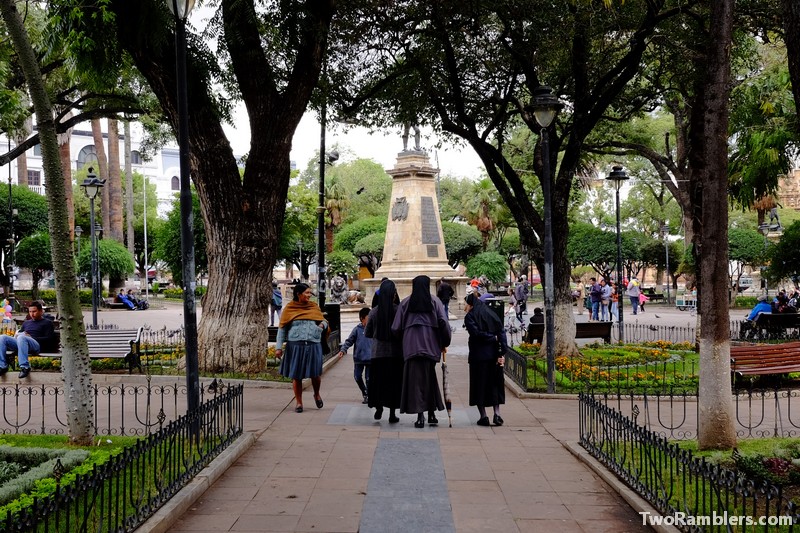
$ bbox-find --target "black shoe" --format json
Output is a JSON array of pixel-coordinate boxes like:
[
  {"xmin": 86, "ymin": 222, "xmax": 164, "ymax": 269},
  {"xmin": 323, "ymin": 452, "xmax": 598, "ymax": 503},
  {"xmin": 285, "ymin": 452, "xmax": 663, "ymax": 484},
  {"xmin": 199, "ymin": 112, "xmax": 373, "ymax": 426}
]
[
  {"xmin": 18, "ymin": 367, "xmax": 30, "ymax": 379},
  {"xmin": 362, "ymin": 394, "xmax": 368, "ymax": 404},
  {"xmin": 374, "ymin": 407, "xmax": 383, "ymax": 420},
  {"xmin": 0, "ymin": 366, "xmax": 7, "ymax": 376},
  {"xmin": 389, "ymin": 414, "xmax": 400, "ymax": 424},
  {"xmin": 477, "ymin": 417, "xmax": 490, "ymax": 426},
  {"xmin": 493, "ymin": 414, "xmax": 504, "ymax": 426},
  {"xmin": 295, "ymin": 405, "xmax": 303, "ymax": 413},
  {"xmin": 414, "ymin": 419, "xmax": 425, "ymax": 428},
  {"xmin": 428, "ymin": 414, "xmax": 438, "ymax": 425},
  {"xmin": 315, "ymin": 397, "xmax": 324, "ymax": 409}
]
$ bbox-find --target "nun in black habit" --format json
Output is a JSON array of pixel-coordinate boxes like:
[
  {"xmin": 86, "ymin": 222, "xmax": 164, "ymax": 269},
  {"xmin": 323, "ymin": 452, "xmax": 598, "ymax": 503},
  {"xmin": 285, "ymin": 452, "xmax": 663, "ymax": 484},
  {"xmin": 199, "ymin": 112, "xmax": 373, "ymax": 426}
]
[{"xmin": 463, "ymin": 292, "xmax": 507, "ymax": 427}]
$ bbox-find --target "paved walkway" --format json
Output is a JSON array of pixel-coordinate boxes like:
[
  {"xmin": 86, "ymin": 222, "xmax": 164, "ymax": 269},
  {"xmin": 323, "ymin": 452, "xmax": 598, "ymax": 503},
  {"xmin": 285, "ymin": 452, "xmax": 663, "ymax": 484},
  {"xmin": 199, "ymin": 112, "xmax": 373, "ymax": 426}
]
[{"xmin": 166, "ymin": 325, "xmax": 651, "ymax": 533}]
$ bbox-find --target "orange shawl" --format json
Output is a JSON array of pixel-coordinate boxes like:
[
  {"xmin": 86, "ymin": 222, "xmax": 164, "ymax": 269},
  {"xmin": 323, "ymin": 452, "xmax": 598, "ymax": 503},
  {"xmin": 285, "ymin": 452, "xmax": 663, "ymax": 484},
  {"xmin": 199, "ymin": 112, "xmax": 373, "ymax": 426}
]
[{"xmin": 278, "ymin": 299, "xmax": 326, "ymax": 329}]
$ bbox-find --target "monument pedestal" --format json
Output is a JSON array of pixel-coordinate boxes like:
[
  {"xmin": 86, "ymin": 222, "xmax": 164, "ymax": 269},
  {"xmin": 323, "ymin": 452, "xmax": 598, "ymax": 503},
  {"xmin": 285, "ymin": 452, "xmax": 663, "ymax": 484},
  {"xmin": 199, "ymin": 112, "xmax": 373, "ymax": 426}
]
[{"xmin": 365, "ymin": 150, "xmax": 468, "ymax": 316}]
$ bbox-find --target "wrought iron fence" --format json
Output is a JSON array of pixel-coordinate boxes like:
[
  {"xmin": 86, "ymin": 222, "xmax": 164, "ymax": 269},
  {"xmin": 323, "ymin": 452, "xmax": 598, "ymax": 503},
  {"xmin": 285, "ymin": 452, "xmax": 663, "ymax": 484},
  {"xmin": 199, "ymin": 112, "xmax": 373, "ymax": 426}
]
[
  {"xmin": 599, "ymin": 388, "xmax": 800, "ymax": 441},
  {"xmin": 0, "ymin": 379, "xmax": 224, "ymax": 436},
  {"xmin": 579, "ymin": 392, "xmax": 800, "ymax": 531},
  {"xmin": 3, "ymin": 383, "xmax": 244, "ymax": 532},
  {"xmin": 502, "ymin": 347, "xmax": 527, "ymax": 390}
]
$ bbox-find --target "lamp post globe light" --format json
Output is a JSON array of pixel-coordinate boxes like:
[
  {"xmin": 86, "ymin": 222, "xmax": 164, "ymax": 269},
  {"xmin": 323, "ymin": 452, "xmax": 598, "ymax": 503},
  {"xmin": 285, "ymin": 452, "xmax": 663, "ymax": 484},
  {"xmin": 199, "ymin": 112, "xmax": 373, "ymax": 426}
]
[
  {"xmin": 80, "ymin": 169, "xmax": 105, "ymax": 328},
  {"xmin": 605, "ymin": 165, "xmax": 628, "ymax": 344},
  {"xmin": 74, "ymin": 225, "xmax": 82, "ymax": 257},
  {"xmin": 166, "ymin": 0, "xmax": 199, "ymax": 417},
  {"xmin": 531, "ymin": 85, "xmax": 562, "ymax": 394}
]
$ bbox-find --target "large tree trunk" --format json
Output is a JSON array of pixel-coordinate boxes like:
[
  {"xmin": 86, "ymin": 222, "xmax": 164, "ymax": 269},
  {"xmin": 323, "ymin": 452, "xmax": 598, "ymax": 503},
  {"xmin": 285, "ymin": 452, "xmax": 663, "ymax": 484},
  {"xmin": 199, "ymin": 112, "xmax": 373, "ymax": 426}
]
[
  {"xmin": 57, "ymin": 114, "xmax": 74, "ymax": 239},
  {"xmin": 124, "ymin": 121, "xmax": 135, "ymax": 255},
  {"xmin": 0, "ymin": 0, "xmax": 93, "ymax": 445},
  {"xmin": 106, "ymin": 0, "xmax": 333, "ymax": 370},
  {"xmin": 107, "ymin": 120, "xmax": 124, "ymax": 242},
  {"xmin": 90, "ymin": 119, "xmax": 110, "ymax": 233},
  {"xmin": 784, "ymin": 0, "xmax": 800, "ymax": 124},
  {"xmin": 691, "ymin": 0, "xmax": 736, "ymax": 451}
]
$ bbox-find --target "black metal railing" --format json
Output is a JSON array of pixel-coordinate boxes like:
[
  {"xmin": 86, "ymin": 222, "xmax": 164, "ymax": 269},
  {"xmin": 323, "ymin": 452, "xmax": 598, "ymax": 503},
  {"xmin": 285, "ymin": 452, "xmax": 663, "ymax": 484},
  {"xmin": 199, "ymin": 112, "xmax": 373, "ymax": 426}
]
[
  {"xmin": 579, "ymin": 392, "xmax": 800, "ymax": 531},
  {"xmin": 2, "ymin": 383, "xmax": 243, "ymax": 532},
  {"xmin": 599, "ymin": 388, "xmax": 800, "ymax": 441},
  {"xmin": 0, "ymin": 379, "xmax": 225, "ymax": 436},
  {"xmin": 502, "ymin": 347, "xmax": 527, "ymax": 390}
]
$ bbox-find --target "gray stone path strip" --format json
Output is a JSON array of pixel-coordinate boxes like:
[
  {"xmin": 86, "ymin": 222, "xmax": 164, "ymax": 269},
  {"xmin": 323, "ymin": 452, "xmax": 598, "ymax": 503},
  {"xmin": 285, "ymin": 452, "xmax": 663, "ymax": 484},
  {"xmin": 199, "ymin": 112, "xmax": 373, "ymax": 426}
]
[{"xmin": 360, "ymin": 438, "xmax": 455, "ymax": 533}]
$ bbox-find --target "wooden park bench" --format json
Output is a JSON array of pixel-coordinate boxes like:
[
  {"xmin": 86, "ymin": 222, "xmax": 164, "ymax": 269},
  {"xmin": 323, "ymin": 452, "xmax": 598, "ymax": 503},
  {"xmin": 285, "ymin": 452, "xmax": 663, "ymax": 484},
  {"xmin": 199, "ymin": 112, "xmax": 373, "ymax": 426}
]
[
  {"xmin": 5, "ymin": 327, "xmax": 144, "ymax": 374},
  {"xmin": 740, "ymin": 312, "xmax": 800, "ymax": 341},
  {"xmin": 525, "ymin": 321, "xmax": 613, "ymax": 344},
  {"xmin": 642, "ymin": 288, "xmax": 665, "ymax": 303},
  {"xmin": 730, "ymin": 341, "xmax": 800, "ymax": 376},
  {"xmin": 102, "ymin": 297, "xmax": 127, "ymax": 310}
]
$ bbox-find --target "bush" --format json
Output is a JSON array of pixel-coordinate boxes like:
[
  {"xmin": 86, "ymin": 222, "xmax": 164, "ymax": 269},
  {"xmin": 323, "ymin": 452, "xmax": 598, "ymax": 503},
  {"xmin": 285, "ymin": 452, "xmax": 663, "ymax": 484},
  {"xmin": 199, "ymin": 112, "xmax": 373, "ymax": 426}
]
[
  {"xmin": 37, "ymin": 289, "xmax": 56, "ymax": 304},
  {"xmin": 162, "ymin": 286, "xmax": 206, "ymax": 299},
  {"xmin": 163, "ymin": 288, "xmax": 182, "ymax": 299},
  {"xmin": 0, "ymin": 447, "xmax": 89, "ymax": 507},
  {"xmin": 736, "ymin": 296, "xmax": 759, "ymax": 308}
]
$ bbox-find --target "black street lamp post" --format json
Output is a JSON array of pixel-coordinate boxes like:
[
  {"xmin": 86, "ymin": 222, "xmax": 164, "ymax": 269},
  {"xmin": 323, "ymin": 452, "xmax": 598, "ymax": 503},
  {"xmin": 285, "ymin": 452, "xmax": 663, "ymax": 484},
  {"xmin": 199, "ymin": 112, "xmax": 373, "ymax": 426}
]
[
  {"xmin": 167, "ymin": 0, "xmax": 199, "ymax": 417},
  {"xmin": 531, "ymin": 86, "xmax": 562, "ymax": 394},
  {"xmin": 758, "ymin": 223, "xmax": 774, "ymax": 297},
  {"xmin": 317, "ymin": 102, "xmax": 338, "ymax": 308},
  {"xmin": 662, "ymin": 224, "xmax": 670, "ymax": 305},
  {"xmin": 606, "ymin": 166, "xmax": 628, "ymax": 344},
  {"xmin": 7, "ymin": 152, "xmax": 13, "ymax": 294},
  {"xmin": 81, "ymin": 170, "xmax": 105, "ymax": 328}
]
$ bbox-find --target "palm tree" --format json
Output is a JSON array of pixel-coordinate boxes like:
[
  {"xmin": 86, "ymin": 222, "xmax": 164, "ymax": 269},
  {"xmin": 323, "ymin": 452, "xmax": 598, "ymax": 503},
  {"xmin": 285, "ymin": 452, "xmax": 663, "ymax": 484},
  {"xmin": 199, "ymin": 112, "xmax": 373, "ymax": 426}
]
[
  {"xmin": 324, "ymin": 176, "xmax": 349, "ymax": 253},
  {"xmin": 464, "ymin": 179, "xmax": 496, "ymax": 250}
]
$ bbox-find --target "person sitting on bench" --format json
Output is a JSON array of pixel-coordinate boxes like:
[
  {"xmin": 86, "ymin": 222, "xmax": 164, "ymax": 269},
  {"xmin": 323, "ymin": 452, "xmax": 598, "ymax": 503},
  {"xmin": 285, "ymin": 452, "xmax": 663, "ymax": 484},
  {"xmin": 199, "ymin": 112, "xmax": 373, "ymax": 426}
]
[
  {"xmin": 741, "ymin": 295, "xmax": 773, "ymax": 339},
  {"xmin": 116, "ymin": 292, "xmax": 136, "ymax": 310},
  {"xmin": 0, "ymin": 301, "xmax": 56, "ymax": 378}
]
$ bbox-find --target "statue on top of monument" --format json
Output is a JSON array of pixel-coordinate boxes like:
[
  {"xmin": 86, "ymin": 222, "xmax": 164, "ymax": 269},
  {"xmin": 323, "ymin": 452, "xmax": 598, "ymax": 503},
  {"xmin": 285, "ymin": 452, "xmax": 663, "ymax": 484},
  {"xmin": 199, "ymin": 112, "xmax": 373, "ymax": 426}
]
[{"xmin": 402, "ymin": 122, "xmax": 421, "ymax": 152}]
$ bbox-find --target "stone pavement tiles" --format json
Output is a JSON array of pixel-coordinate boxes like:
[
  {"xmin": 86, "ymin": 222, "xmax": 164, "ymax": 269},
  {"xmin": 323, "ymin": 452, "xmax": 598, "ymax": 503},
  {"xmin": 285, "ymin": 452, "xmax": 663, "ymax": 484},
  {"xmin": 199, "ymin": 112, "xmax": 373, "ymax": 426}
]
[{"xmin": 168, "ymin": 328, "xmax": 649, "ymax": 533}]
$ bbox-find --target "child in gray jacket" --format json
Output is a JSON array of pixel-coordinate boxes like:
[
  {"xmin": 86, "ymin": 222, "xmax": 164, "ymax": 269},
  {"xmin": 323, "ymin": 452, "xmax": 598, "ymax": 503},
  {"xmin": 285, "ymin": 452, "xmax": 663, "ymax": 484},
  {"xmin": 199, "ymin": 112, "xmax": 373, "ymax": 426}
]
[{"xmin": 337, "ymin": 307, "xmax": 372, "ymax": 403}]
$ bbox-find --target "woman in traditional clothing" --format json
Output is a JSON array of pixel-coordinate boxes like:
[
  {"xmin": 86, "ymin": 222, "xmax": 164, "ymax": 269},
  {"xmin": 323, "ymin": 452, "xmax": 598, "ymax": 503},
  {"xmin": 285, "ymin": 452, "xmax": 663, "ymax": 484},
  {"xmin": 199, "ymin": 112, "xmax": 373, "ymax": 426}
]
[
  {"xmin": 463, "ymin": 293, "xmax": 507, "ymax": 426},
  {"xmin": 392, "ymin": 275, "xmax": 451, "ymax": 428},
  {"xmin": 364, "ymin": 279, "xmax": 403, "ymax": 423},
  {"xmin": 275, "ymin": 283, "xmax": 329, "ymax": 413}
]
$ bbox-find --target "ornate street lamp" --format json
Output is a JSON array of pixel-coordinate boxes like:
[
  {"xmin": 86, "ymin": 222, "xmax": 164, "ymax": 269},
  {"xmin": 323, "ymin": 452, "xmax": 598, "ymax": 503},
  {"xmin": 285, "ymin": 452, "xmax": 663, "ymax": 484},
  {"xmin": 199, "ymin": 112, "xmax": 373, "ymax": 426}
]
[
  {"xmin": 317, "ymin": 100, "xmax": 338, "ymax": 307},
  {"xmin": 532, "ymin": 86, "xmax": 562, "ymax": 393},
  {"xmin": 606, "ymin": 166, "xmax": 628, "ymax": 343},
  {"xmin": 81, "ymin": 169, "xmax": 105, "ymax": 328},
  {"xmin": 661, "ymin": 224, "xmax": 670, "ymax": 305},
  {"xmin": 166, "ymin": 0, "xmax": 199, "ymax": 416}
]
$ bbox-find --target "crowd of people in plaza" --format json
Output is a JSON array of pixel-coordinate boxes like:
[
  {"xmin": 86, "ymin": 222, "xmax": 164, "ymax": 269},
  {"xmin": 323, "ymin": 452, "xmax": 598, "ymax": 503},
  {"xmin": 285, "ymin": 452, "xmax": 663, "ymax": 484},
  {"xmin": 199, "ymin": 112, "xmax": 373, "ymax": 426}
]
[
  {"xmin": 272, "ymin": 275, "xmax": 507, "ymax": 427},
  {"xmin": 587, "ymin": 276, "xmax": 647, "ymax": 322}
]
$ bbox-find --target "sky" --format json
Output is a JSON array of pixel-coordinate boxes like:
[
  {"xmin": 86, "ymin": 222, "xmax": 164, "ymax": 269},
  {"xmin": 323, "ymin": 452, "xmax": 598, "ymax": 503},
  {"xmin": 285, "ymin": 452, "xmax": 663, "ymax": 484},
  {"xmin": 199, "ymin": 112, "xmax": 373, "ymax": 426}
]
[
  {"xmin": 189, "ymin": 7, "xmax": 486, "ymax": 180},
  {"xmin": 221, "ymin": 105, "xmax": 486, "ymax": 179}
]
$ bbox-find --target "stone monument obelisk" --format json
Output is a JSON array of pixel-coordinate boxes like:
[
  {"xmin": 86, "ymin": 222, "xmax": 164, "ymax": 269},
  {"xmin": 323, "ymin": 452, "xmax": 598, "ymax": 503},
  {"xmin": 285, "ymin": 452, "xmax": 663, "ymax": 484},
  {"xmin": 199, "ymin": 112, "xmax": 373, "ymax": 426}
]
[{"xmin": 363, "ymin": 137, "xmax": 468, "ymax": 315}]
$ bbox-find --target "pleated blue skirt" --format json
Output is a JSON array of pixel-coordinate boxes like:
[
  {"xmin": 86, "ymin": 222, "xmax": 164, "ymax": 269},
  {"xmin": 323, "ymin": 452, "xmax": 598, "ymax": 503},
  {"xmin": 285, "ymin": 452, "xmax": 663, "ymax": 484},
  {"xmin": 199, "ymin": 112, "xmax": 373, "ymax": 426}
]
[{"xmin": 279, "ymin": 340, "xmax": 323, "ymax": 380}]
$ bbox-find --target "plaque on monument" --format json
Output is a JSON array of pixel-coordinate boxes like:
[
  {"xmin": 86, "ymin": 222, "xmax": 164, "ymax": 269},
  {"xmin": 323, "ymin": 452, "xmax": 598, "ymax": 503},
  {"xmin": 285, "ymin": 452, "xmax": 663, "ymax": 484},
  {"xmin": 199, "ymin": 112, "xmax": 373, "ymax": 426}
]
[
  {"xmin": 420, "ymin": 197, "xmax": 441, "ymax": 244},
  {"xmin": 427, "ymin": 245, "xmax": 439, "ymax": 258}
]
